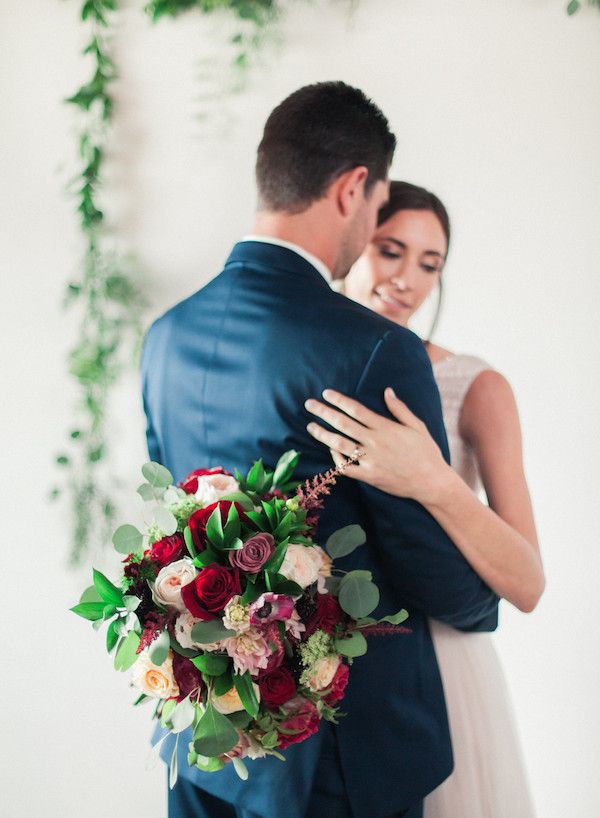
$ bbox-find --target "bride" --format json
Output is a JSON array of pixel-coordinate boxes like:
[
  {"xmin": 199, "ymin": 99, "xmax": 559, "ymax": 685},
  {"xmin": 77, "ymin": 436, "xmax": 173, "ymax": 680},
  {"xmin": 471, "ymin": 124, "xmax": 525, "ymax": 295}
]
[{"xmin": 305, "ymin": 181, "xmax": 544, "ymax": 817}]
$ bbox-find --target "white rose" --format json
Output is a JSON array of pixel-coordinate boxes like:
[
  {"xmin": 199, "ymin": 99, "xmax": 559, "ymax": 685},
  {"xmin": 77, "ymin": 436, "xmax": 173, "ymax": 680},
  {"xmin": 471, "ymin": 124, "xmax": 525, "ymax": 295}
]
[
  {"xmin": 306, "ymin": 655, "xmax": 341, "ymax": 693},
  {"xmin": 152, "ymin": 558, "xmax": 197, "ymax": 611},
  {"xmin": 195, "ymin": 474, "xmax": 240, "ymax": 505},
  {"xmin": 280, "ymin": 544, "xmax": 321, "ymax": 589},
  {"xmin": 131, "ymin": 649, "xmax": 179, "ymax": 699},
  {"xmin": 174, "ymin": 611, "xmax": 222, "ymax": 651}
]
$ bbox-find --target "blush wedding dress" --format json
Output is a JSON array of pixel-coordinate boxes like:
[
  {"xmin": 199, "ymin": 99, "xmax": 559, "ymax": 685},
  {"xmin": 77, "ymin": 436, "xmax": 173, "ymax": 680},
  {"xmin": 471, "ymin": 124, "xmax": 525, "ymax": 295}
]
[{"xmin": 423, "ymin": 353, "xmax": 535, "ymax": 818}]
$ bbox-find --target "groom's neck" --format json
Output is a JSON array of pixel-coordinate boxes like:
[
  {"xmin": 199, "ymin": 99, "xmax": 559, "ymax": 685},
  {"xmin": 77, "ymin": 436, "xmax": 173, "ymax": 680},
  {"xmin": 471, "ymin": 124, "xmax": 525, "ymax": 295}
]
[{"xmin": 251, "ymin": 207, "xmax": 339, "ymax": 277}]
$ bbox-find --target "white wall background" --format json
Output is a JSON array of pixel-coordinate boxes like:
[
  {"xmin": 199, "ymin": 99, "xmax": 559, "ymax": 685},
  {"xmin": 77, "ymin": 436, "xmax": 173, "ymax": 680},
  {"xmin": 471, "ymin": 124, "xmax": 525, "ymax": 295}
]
[{"xmin": 2, "ymin": 1, "xmax": 599, "ymax": 816}]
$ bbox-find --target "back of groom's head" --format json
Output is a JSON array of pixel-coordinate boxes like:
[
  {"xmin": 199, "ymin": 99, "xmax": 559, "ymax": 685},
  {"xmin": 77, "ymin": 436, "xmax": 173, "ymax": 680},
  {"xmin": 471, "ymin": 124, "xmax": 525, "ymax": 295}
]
[{"xmin": 256, "ymin": 82, "xmax": 396, "ymax": 213}]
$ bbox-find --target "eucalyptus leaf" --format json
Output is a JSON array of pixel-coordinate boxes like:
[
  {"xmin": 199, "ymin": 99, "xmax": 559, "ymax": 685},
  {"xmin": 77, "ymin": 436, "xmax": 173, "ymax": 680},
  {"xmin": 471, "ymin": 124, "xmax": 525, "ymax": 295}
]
[
  {"xmin": 112, "ymin": 524, "xmax": 143, "ymax": 555},
  {"xmin": 231, "ymin": 756, "xmax": 249, "ymax": 780},
  {"xmin": 142, "ymin": 461, "xmax": 173, "ymax": 488},
  {"xmin": 193, "ymin": 702, "xmax": 239, "ymax": 757},
  {"xmin": 191, "ymin": 653, "xmax": 230, "ymax": 676},
  {"xmin": 338, "ymin": 573, "xmax": 380, "ymax": 619},
  {"xmin": 114, "ymin": 630, "xmax": 141, "ymax": 671},
  {"xmin": 380, "ymin": 609, "xmax": 409, "ymax": 625},
  {"xmin": 171, "ymin": 696, "xmax": 196, "ymax": 734},
  {"xmin": 326, "ymin": 525, "xmax": 366, "ymax": 560},
  {"xmin": 191, "ymin": 619, "xmax": 236, "ymax": 644},
  {"xmin": 146, "ymin": 732, "xmax": 169, "ymax": 771},
  {"xmin": 169, "ymin": 734, "xmax": 179, "ymax": 789},
  {"xmin": 153, "ymin": 506, "xmax": 178, "ymax": 536},
  {"xmin": 324, "ymin": 575, "xmax": 342, "ymax": 595},
  {"xmin": 137, "ymin": 482, "xmax": 158, "ymax": 502},
  {"xmin": 161, "ymin": 698, "xmax": 177, "ymax": 727},
  {"xmin": 149, "ymin": 629, "xmax": 170, "ymax": 666},
  {"xmin": 335, "ymin": 631, "xmax": 368, "ymax": 657}
]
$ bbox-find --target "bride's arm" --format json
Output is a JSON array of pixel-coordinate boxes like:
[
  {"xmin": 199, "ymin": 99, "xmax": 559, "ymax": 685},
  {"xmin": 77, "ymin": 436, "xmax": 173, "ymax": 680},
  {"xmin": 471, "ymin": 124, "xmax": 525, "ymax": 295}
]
[{"xmin": 305, "ymin": 380, "xmax": 545, "ymax": 613}]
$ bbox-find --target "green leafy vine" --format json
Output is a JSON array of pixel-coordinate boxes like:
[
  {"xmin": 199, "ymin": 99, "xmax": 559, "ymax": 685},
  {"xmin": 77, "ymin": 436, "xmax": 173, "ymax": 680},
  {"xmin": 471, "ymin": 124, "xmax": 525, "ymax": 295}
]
[{"xmin": 55, "ymin": 0, "xmax": 145, "ymax": 565}]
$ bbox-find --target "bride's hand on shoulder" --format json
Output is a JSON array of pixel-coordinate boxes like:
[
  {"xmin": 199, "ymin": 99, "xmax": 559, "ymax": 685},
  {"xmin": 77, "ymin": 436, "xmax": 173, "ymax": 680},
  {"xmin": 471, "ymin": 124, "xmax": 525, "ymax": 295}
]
[{"xmin": 304, "ymin": 388, "xmax": 452, "ymax": 504}]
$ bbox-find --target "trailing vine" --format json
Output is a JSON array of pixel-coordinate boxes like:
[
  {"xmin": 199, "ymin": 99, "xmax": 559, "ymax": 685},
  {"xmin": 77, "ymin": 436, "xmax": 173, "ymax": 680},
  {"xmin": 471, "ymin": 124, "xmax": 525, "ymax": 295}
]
[{"xmin": 54, "ymin": 0, "xmax": 145, "ymax": 565}]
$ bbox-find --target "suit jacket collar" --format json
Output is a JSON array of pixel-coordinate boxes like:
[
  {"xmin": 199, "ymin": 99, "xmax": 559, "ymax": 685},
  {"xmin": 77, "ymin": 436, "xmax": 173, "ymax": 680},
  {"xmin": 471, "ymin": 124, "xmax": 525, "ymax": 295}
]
[{"xmin": 224, "ymin": 240, "xmax": 332, "ymax": 291}]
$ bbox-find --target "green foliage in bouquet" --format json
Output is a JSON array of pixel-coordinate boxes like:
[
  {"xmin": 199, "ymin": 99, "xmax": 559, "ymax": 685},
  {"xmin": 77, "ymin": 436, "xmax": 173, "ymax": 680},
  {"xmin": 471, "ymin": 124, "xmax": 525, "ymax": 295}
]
[
  {"xmin": 71, "ymin": 451, "xmax": 409, "ymax": 784},
  {"xmin": 566, "ymin": 0, "xmax": 600, "ymax": 15}
]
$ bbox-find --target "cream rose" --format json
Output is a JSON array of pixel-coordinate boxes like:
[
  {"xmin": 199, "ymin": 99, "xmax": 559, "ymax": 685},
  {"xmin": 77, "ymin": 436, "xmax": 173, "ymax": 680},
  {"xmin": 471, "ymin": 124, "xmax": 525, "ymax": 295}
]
[
  {"xmin": 152, "ymin": 558, "xmax": 197, "ymax": 611},
  {"xmin": 280, "ymin": 544, "xmax": 321, "ymax": 589},
  {"xmin": 194, "ymin": 474, "xmax": 240, "ymax": 506},
  {"xmin": 305, "ymin": 655, "xmax": 341, "ymax": 693},
  {"xmin": 212, "ymin": 682, "xmax": 260, "ymax": 715},
  {"xmin": 131, "ymin": 649, "xmax": 179, "ymax": 699}
]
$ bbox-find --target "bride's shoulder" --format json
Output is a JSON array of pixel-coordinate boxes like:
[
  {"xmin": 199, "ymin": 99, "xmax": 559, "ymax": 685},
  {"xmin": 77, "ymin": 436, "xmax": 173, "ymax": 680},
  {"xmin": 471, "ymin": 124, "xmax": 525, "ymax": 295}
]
[{"xmin": 425, "ymin": 341, "xmax": 455, "ymax": 364}]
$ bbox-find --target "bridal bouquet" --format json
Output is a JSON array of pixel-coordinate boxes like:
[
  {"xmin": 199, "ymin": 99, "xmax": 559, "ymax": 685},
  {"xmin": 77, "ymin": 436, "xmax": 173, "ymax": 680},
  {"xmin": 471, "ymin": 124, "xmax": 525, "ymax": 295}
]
[{"xmin": 71, "ymin": 451, "xmax": 408, "ymax": 784}]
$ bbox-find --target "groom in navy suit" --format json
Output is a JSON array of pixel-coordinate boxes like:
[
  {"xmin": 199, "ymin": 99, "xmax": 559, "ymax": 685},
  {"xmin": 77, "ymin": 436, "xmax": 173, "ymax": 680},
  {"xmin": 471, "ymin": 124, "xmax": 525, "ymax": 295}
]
[{"xmin": 141, "ymin": 82, "xmax": 498, "ymax": 818}]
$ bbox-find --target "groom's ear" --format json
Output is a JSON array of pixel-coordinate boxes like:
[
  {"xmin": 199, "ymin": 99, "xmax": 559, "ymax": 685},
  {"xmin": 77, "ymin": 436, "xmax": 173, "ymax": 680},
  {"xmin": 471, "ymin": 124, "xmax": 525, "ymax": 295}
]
[{"xmin": 332, "ymin": 166, "xmax": 369, "ymax": 218}]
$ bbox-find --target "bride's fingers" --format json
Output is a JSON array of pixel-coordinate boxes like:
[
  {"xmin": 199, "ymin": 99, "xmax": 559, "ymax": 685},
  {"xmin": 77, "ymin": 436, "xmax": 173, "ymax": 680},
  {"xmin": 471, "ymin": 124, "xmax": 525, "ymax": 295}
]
[
  {"xmin": 330, "ymin": 448, "xmax": 362, "ymax": 479},
  {"xmin": 321, "ymin": 389, "xmax": 381, "ymax": 429},
  {"xmin": 306, "ymin": 422, "xmax": 362, "ymax": 458},
  {"xmin": 384, "ymin": 388, "xmax": 425, "ymax": 430},
  {"xmin": 304, "ymin": 398, "xmax": 367, "ymax": 443}
]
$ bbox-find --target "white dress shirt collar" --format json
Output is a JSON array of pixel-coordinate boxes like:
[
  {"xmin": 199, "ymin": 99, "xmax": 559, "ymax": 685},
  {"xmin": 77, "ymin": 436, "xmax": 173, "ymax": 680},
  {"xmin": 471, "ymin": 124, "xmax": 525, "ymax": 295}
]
[{"xmin": 241, "ymin": 234, "xmax": 332, "ymax": 282}]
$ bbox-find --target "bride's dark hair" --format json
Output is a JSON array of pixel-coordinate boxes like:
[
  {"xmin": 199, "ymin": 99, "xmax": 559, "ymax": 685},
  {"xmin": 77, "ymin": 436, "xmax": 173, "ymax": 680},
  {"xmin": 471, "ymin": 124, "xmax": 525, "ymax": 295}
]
[{"xmin": 378, "ymin": 181, "xmax": 451, "ymax": 343}]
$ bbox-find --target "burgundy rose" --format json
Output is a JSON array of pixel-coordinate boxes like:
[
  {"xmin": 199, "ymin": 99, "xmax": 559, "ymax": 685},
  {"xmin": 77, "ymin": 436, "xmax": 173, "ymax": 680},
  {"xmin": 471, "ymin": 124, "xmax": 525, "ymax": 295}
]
[
  {"xmin": 277, "ymin": 697, "xmax": 320, "ymax": 750},
  {"xmin": 181, "ymin": 564, "xmax": 241, "ymax": 620},
  {"xmin": 228, "ymin": 533, "xmax": 275, "ymax": 573},
  {"xmin": 305, "ymin": 593, "xmax": 344, "ymax": 637},
  {"xmin": 172, "ymin": 652, "xmax": 204, "ymax": 700},
  {"xmin": 188, "ymin": 501, "xmax": 248, "ymax": 552},
  {"xmin": 179, "ymin": 467, "xmax": 231, "ymax": 495},
  {"xmin": 149, "ymin": 533, "xmax": 185, "ymax": 567},
  {"xmin": 324, "ymin": 661, "xmax": 349, "ymax": 705},
  {"xmin": 258, "ymin": 667, "xmax": 297, "ymax": 709}
]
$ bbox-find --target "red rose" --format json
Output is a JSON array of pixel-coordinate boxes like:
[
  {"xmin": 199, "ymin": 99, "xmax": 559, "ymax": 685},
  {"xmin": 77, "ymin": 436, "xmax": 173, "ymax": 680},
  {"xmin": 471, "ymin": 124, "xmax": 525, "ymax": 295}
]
[
  {"xmin": 179, "ymin": 467, "xmax": 231, "ymax": 495},
  {"xmin": 181, "ymin": 564, "xmax": 241, "ymax": 620},
  {"xmin": 324, "ymin": 661, "xmax": 349, "ymax": 705},
  {"xmin": 188, "ymin": 501, "xmax": 248, "ymax": 552},
  {"xmin": 172, "ymin": 652, "xmax": 204, "ymax": 700},
  {"xmin": 277, "ymin": 696, "xmax": 320, "ymax": 750},
  {"xmin": 305, "ymin": 593, "xmax": 344, "ymax": 637},
  {"xmin": 149, "ymin": 533, "xmax": 185, "ymax": 566},
  {"xmin": 258, "ymin": 667, "xmax": 297, "ymax": 709}
]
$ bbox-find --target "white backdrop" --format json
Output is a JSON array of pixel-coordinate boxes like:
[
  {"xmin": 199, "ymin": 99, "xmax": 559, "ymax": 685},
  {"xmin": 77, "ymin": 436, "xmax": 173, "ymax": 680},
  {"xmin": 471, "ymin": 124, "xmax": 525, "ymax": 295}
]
[{"xmin": 2, "ymin": 1, "xmax": 599, "ymax": 816}]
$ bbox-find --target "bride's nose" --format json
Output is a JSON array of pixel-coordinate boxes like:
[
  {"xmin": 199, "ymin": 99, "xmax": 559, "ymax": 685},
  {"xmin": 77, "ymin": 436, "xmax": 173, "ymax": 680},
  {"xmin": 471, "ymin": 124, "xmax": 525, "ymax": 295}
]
[{"xmin": 390, "ymin": 274, "xmax": 410, "ymax": 291}]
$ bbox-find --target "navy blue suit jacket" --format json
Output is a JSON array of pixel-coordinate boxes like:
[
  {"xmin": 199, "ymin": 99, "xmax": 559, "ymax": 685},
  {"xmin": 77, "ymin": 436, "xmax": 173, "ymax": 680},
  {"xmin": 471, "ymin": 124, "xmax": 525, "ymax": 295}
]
[{"xmin": 141, "ymin": 241, "xmax": 499, "ymax": 818}]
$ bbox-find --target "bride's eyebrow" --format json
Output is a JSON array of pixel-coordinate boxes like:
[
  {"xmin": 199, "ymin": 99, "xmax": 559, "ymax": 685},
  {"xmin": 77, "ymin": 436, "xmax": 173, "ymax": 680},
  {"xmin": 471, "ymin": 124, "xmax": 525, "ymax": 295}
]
[{"xmin": 377, "ymin": 237, "xmax": 443, "ymax": 259}]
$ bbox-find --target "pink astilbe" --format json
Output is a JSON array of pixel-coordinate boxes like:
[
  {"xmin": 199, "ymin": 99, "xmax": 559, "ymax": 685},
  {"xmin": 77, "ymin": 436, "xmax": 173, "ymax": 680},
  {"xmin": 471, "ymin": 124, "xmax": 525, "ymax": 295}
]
[
  {"xmin": 296, "ymin": 452, "xmax": 364, "ymax": 533},
  {"xmin": 137, "ymin": 611, "xmax": 169, "ymax": 654},
  {"xmin": 359, "ymin": 624, "xmax": 412, "ymax": 637}
]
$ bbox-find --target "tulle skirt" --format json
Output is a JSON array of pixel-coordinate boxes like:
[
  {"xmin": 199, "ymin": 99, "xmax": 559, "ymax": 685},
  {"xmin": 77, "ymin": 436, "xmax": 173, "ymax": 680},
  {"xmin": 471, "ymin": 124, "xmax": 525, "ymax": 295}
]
[{"xmin": 424, "ymin": 620, "xmax": 535, "ymax": 818}]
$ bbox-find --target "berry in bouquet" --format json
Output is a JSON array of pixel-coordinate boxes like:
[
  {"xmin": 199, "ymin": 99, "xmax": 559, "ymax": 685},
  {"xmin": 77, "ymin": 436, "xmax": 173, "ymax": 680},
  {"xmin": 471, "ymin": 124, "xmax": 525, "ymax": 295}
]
[{"xmin": 71, "ymin": 451, "xmax": 409, "ymax": 784}]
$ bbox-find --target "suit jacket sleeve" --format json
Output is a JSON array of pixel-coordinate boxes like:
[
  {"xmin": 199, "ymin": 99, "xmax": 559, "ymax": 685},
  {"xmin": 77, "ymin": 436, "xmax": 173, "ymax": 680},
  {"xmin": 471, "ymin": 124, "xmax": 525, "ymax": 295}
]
[
  {"xmin": 354, "ymin": 329, "xmax": 499, "ymax": 631},
  {"xmin": 140, "ymin": 328, "xmax": 163, "ymax": 465}
]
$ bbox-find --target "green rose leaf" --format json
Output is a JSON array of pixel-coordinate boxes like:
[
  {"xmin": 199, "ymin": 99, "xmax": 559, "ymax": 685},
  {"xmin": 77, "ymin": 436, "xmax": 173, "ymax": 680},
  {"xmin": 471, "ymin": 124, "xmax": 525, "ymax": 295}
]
[
  {"xmin": 70, "ymin": 601, "xmax": 105, "ymax": 621},
  {"xmin": 191, "ymin": 620, "xmax": 236, "ymax": 645},
  {"xmin": 149, "ymin": 629, "xmax": 170, "ymax": 666},
  {"xmin": 228, "ymin": 709, "xmax": 252, "ymax": 729},
  {"xmin": 142, "ymin": 461, "xmax": 173, "ymax": 488},
  {"xmin": 271, "ymin": 575, "xmax": 303, "ymax": 597},
  {"xmin": 206, "ymin": 506, "xmax": 224, "ymax": 548},
  {"xmin": 233, "ymin": 670, "xmax": 259, "ymax": 719},
  {"xmin": 153, "ymin": 506, "xmax": 178, "ymax": 536},
  {"xmin": 93, "ymin": 568, "xmax": 124, "ymax": 606},
  {"xmin": 335, "ymin": 630, "xmax": 368, "ymax": 657},
  {"xmin": 184, "ymin": 526, "xmax": 197, "ymax": 558},
  {"xmin": 106, "ymin": 619, "xmax": 120, "ymax": 653},
  {"xmin": 112, "ymin": 524, "xmax": 143, "ymax": 555},
  {"xmin": 191, "ymin": 653, "xmax": 230, "ymax": 676},
  {"xmin": 263, "ymin": 540, "xmax": 289, "ymax": 575},
  {"xmin": 326, "ymin": 525, "xmax": 366, "ymax": 560},
  {"xmin": 193, "ymin": 702, "xmax": 239, "ymax": 757},
  {"xmin": 219, "ymin": 491, "xmax": 255, "ymax": 511},
  {"xmin": 338, "ymin": 572, "xmax": 380, "ymax": 619},
  {"xmin": 213, "ymin": 668, "xmax": 234, "ymax": 697},
  {"xmin": 380, "ymin": 609, "xmax": 409, "ymax": 625},
  {"xmin": 114, "ymin": 630, "xmax": 141, "ymax": 671},
  {"xmin": 272, "ymin": 449, "xmax": 300, "ymax": 489}
]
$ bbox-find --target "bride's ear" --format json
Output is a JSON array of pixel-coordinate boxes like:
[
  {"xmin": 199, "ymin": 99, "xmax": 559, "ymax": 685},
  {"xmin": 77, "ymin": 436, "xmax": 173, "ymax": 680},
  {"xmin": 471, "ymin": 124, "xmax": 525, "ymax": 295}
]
[{"xmin": 332, "ymin": 167, "xmax": 368, "ymax": 218}]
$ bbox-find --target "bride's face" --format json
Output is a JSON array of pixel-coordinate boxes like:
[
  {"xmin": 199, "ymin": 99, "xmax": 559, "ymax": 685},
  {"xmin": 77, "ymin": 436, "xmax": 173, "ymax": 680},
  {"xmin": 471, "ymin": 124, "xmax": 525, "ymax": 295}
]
[{"xmin": 346, "ymin": 209, "xmax": 447, "ymax": 326}]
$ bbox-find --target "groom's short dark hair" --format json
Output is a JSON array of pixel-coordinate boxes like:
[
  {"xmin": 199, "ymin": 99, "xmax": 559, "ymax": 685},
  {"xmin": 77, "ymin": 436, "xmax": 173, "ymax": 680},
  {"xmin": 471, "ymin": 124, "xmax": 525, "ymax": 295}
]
[{"xmin": 256, "ymin": 82, "xmax": 396, "ymax": 213}]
